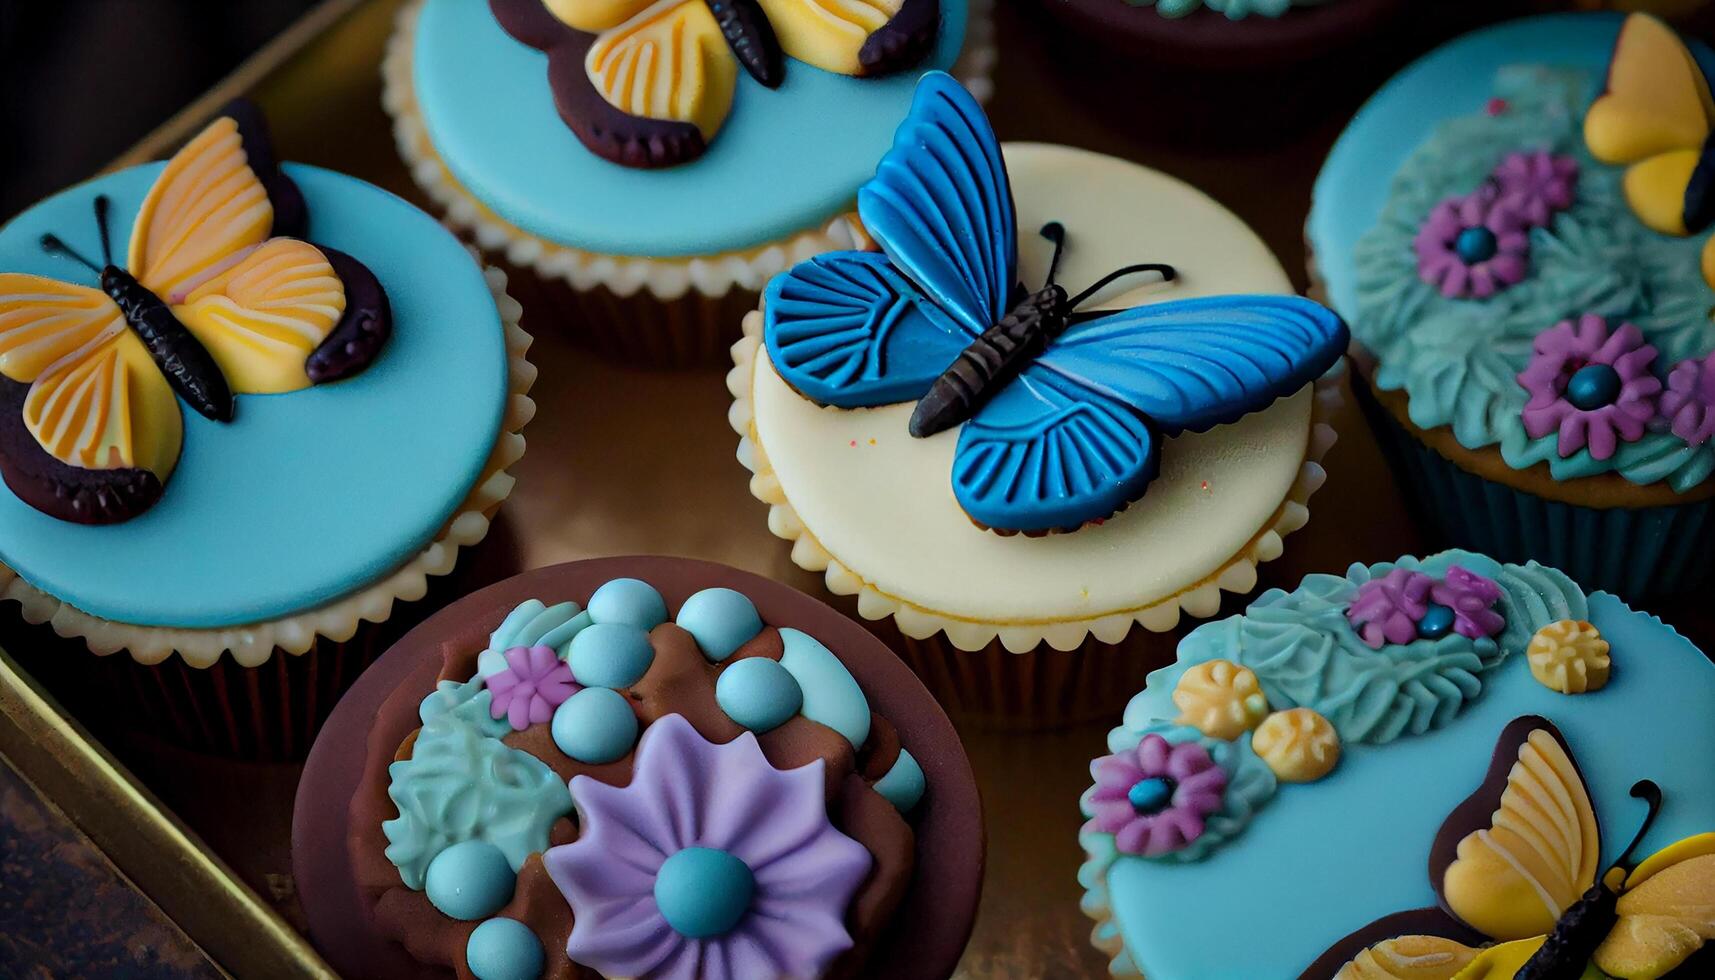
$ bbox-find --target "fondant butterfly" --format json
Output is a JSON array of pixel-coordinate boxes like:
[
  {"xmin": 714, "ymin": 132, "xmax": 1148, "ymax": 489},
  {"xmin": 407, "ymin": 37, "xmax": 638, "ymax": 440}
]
[
  {"xmin": 761, "ymin": 72, "xmax": 1349, "ymax": 535},
  {"xmin": 489, "ymin": 0, "xmax": 941, "ymax": 168},
  {"xmin": 0, "ymin": 102, "xmax": 391, "ymax": 525},
  {"xmin": 1306, "ymin": 715, "xmax": 1715, "ymax": 980},
  {"xmin": 1584, "ymin": 13, "xmax": 1715, "ymax": 288}
]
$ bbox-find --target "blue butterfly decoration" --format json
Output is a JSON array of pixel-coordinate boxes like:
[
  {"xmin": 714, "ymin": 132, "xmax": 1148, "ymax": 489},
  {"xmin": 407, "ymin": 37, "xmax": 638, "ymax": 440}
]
[{"xmin": 763, "ymin": 72, "xmax": 1349, "ymax": 535}]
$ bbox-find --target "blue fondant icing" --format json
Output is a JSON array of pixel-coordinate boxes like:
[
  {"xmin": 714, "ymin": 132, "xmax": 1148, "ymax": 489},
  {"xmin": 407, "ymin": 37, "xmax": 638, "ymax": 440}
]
[
  {"xmin": 465, "ymin": 917, "xmax": 543, "ymax": 980},
  {"xmin": 675, "ymin": 587, "xmax": 764, "ymax": 662},
  {"xmin": 873, "ymin": 748, "xmax": 927, "ymax": 812},
  {"xmin": 715, "ymin": 656, "xmax": 803, "ymax": 733},
  {"xmin": 567, "ymin": 622, "xmax": 655, "ymax": 689},
  {"xmin": 653, "ymin": 847, "xmax": 756, "ymax": 939},
  {"xmin": 410, "ymin": 0, "xmax": 969, "ymax": 257},
  {"xmin": 551, "ymin": 688, "xmax": 639, "ymax": 765},
  {"xmin": 425, "ymin": 839, "xmax": 515, "ymax": 921},
  {"xmin": 585, "ymin": 578, "xmax": 667, "ymax": 631},
  {"xmin": 777, "ymin": 628, "xmax": 870, "ymax": 749},
  {"xmin": 0, "ymin": 164, "xmax": 506, "ymax": 628}
]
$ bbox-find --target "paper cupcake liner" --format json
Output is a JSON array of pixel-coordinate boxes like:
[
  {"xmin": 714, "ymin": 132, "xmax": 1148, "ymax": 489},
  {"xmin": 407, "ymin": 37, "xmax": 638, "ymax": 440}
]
[
  {"xmin": 381, "ymin": 0, "xmax": 997, "ymax": 365},
  {"xmin": 728, "ymin": 310, "xmax": 1344, "ymax": 726},
  {"xmin": 0, "ymin": 264, "xmax": 533, "ymax": 758},
  {"xmin": 1356, "ymin": 379, "xmax": 1715, "ymax": 602}
]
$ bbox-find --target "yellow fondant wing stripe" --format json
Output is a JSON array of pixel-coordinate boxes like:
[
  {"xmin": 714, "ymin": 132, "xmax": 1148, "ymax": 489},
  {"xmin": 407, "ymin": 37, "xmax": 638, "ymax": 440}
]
[
  {"xmin": 23, "ymin": 331, "xmax": 182, "ymax": 479},
  {"xmin": 586, "ymin": 0, "xmax": 738, "ymax": 140},
  {"xmin": 1585, "ymin": 13, "xmax": 1714, "ymax": 166},
  {"xmin": 757, "ymin": 0, "xmax": 904, "ymax": 76},
  {"xmin": 1596, "ymin": 850, "xmax": 1715, "ymax": 979},
  {"xmin": 1334, "ymin": 936, "xmax": 1480, "ymax": 980},
  {"xmin": 128, "ymin": 115, "xmax": 273, "ymax": 301},
  {"xmin": 1448, "ymin": 937, "xmax": 1546, "ymax": 980},
  {"xmin": 1442, "ymin": 729, "xmax": 1600, "ymax": 941},
  {"xmin": 0, "ymin": 274, "xmax": 125, "ymax": 383},
  {"xmin": 172, "ymin": 238, "xmax": 343, "ymax": 395}
]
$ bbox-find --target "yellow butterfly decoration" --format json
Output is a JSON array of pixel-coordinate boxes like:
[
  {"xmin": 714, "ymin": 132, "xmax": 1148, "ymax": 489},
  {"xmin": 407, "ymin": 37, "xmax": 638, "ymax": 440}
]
[
  {"xmin": 1308, "ymin": 715, "xmax": 1715, "ymax": 980},
  {"xmin": 1583, "ymin": 13, "xmax": 1715, "ymax": 289}
]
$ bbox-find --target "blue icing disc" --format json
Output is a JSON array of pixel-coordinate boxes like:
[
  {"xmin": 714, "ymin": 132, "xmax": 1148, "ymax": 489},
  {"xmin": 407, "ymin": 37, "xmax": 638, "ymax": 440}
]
[
  {"xmin": 874, "ymin": 748, "xmax": 926, "ymax": 812},
  {"xmin": 465, "ymin": 917, "xmax": 542, "ymax": 980},
  {"xmin": 676, "ymin": 587, "xmax": 764, "ymax": 662},
  {"xmin": 0, "ymin": 164, "xmax": 506, "ymax": 628},
  {"xmin": 653, "ymin": 847, "xmax": 755, "ymax": 939},
  {"xmin": 551, "ymin": 688, "xmax": 638, "ymax": 765},
  {"xmin": 410, "ymin": 0, "xmax": 969, "ymax": 257},
  {"xmin": 778, "ymin": 628, "xmax": 869, "ymax": 748},
  {"xmin": 715, "ymin": 656, "xmax": 802, "ymax": 733},
  {"xmin": 567, "ymin": 622, "xmax": 655, "ymax": 689},
  {"xmin": 586, "ymin": 578, "xmax": 668, "ymax": 631},
  {"xmin": 425, "ymin": 839, "xmax": 515, "ymax": 921}
]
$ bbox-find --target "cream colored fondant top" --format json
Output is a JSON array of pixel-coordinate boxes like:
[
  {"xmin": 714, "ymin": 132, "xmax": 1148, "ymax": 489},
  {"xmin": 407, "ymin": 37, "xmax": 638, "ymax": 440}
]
[{"xmin": 731, "ymin": 144, "xmax": 1340, "ymax": 651}]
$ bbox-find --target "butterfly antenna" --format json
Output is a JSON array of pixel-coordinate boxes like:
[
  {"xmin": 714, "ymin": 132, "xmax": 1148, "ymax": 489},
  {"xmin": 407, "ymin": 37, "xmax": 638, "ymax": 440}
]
[
  {"xmin": 39, "ymin": 234, "xmax": 100, "ymax": 275},
  {"xmin": 1039, "ymin": 222, "xmax": 1067, "ymax": 289},
  {"xmin": 93, "ymin": 195, "xmax": 114, "ymax": 267},
  {"xmin": 1609, "ymin": 780, "xmax": 1664, "ymax": 874},
  {"xmin": 1068, "ymin": 262, "xmax": 1178, "ymax": 309}
]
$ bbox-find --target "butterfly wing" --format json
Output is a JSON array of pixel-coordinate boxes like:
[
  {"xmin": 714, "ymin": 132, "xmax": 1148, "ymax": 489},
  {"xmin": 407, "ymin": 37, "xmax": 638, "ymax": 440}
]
[
  {"xmin": 763, "ymin": 250, "xmax": 978, "ymax": 408},
  {"xmin": 1594, "ymin": 835, "xmax": 1715, "ymax": 979},
  {"xmin": 756, "ymin": 0, "xmax": 937, "ymax": 76},
  {"xmin": 857, "ymin": 71, "xmax": 1016, "ymax": 338}
]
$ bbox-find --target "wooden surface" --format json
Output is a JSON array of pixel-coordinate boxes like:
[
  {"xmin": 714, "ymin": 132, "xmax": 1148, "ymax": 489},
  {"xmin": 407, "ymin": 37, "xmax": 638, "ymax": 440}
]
[{"xmin": 8, "ymin": 0, "xmax": 1715, "ymax": 977}]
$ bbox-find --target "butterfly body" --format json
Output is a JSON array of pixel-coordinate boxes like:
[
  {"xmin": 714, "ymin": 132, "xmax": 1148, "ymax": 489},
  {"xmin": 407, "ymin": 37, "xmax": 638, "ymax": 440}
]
[
  {"xmin": 705, "ymin": 0, "xmax": 784, "ymax": 87},
  {"xmin": 98, "ymin": 265, "xmax": 234, "ymax": 423},
  {"xmin": 910, "ymin": 283, "xmax": 1067, "ymax": 438}
]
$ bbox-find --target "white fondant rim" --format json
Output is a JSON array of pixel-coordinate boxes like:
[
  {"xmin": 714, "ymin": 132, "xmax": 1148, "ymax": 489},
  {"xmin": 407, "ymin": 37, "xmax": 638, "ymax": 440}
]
[
  {"xmin": 726, "ymin": 310, "xmax": 1345, "ymax": 654},
  {"xmin": 0, "ymin": 261, "xmax": 536, "ymax": 670},
  {"xmin": 381, "ymin": 0, "xmax": 998, "ymax": 302}
]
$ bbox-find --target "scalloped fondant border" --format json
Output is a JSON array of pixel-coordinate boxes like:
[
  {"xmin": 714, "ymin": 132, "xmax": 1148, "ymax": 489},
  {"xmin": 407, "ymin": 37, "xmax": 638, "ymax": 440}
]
[
  {"xmin": 726, "ymin": 308, "xmax": 1345, "ymax": 655},
  {"xmin": 0, "ymin": 261, "xmax": 536, "ymax": 670},
  {"xmin": 381, "ymin": 0, "xmax": 998, "ymax": 302}
]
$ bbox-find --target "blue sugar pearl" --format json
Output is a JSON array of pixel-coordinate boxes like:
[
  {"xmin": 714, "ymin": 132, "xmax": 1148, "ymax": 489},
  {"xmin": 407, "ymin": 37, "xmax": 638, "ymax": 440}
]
[
  {"xmin": 587, "ymin": 578, "xmax": 668, "ymax": 630},
  {"xmin": 425, "ymin": 840, "xmax": 515, "ymax": 921},
  {"xmin": 466, "ymin": 917, "xmax": 543, "ymax": 980},
  {"xmin": 676, "ymin": 588, "xmax": 764, "ymax": 662},
  {"xmin": 1454, "ymin": 226, "xmax": 1499, "ymax": 264},
  {"xmin": 1128, "ymin": 777, "xmax": 1175, "ymax": 815},
  {"xmin": 716, "ymin": 657, "xmax": 803, "ymax": 733},
  {"xmin": 551, "ymin": 688, "xmax": 639, "ymax": 764},
  {"xmin": 568, "ymin": 622, "xmax": 655, "ymax": 689},
  {"xmin": 1419, "ymin": 604, "xmax": 1457, "ymax": 640},
  {"xmin": 654, "ymin": 848, "xmax": 755, "ymax": 939},
  {"xmin": 1566, "ymin": 363, "xmax": 1623, "ymax": 411}
]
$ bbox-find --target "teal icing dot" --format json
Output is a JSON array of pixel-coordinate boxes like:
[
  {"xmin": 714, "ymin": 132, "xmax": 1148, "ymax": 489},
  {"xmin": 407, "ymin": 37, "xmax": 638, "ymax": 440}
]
[
  {"xmin": 551, "ymin": 688, "xmax": 639, "ymax": 764},
  {"xmin": 1454, "ymin": 225, "xmax": 1498, "ymax": 264},
  {"xmin": 1566, "ymin": 363, "xmax": 1622, "ymax": 411},
  {"xmin": 466, "ymin": 917, "xmax": 543, "ymax": 980},
  {"xmin": 425, "ymin": 840, "xmax": 515, "ymax": 921},
  {"xmin": 676, "ymin": 588, "xmax": 764, "ymax": 662},
  {"xmin": 778, "ymin": 628, "xmax": 870, "ymax": 748},
  {"xmin": 873, "ymin": 748, "xmax": 926, "ymax": 812},
  {"xmin": 715, "ymin": 657, "xmax": 802, "ymax": 732},
  {"xmin": 587, "ymin": 578, "xmax": 668, "ymax": 630},
  {"xmin": 1128, "ymin": 777, "xmax": 1175, "ymax": 815},
  {"xmin": 568, "ymin": 622, "xmax": 655, "ymax": 689},
  {"xmin": 1418, "ymin": 604, "xmax": 1457, "ymax": 640},
  {"xmin": 654, "ymin": 848, "xmax": 755, "ymax": 939}
]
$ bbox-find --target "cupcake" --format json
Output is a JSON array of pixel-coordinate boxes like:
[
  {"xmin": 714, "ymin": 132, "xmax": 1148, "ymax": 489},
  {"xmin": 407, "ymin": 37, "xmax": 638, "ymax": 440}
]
[
  {"xmin": 1079, "ymin": 549, "xmax": 1715, "ymax": 977},
  {"xmin": 295, "ymin": 557, "xmax": 983, "ymax": 980},
  {"xmin": 382, "ymin": 0, "xmax": 996, "ymax": 366},
  {"xmin": 1308, "ymin": 12, "xmax": 1715, "ymax": 601},
  {"xmin": 1034, "ymin": 0, "xmax": 1406, "ymax": 68},
  {"xmin": 728, "ymin": 72, "xmax": 1349, "ymax": 728},
  {"xmin": 0, "ymin": 102, "xmax": 533, "ymax": 759}
]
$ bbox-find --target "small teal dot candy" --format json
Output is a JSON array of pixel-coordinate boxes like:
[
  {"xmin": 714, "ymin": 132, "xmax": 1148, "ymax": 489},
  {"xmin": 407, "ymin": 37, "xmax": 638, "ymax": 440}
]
[
  {"xmin": 551, "ymin": 688, "xmax": 639, "ymax": 764},
  {"xmin": 1454, "ymin": 225, "xmax": 1498, "ymax": 264},
  {"xmin": 587, "ymin": 578, "xmax": 668, "ymax": 630},
  {"xmin": 716, "ymin": 657, "xmax": 803, "ymax": 732},
  {"xmin": 1418, "ymin": 604, "xmax": 1457, "ymax": 640},
  {"xmin": 425, "ymin": 840, "xmax": 515, "ymax": 921},
  {"xmin": 466, "ymin": 917, "xmax": 543, "ymax": 980},
  {"xmin": 874, "ymin": 748, "xmax": 926, "ymax": 812},
  {"xmin": 676, "ymin": 588, "xmax": 764, "ymax": 662},
  {"xmin": 654, "ymin": 847, "xmax": 755, "ymax": 939},
  {"xmin": 568, "ymin": 622, "xmax": 655, "ymax": 689},
  {"xmin": 1128, "ymin": 777, "xmax": 1174, "ymax": 815},
  {"xmin": 1566, "ymin": 363, "xmax": 1623, "ymax": 411}
]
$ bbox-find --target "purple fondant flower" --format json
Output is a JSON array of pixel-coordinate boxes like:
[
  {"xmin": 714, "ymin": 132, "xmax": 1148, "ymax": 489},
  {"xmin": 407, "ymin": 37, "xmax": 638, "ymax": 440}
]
[
  {"xmin": 1518, "ymin": 314, "xmax": 1661, "ymax": 460},
  {"xmin": 1491, "ymin": 151, "xmax": 1578, "ymax": 227},
  {"xmin": 1346, "ymin": 568, "xmax": 1435, "ymax": 649},
  {"xmin": 1430, "ymin": 566, "xmax": 1505, "ymax": 641},
  {"xmin": 1414, "ymin": 189, "xmax": 1531, "ymax": 299},
  {"xmin": 487, "ymin": 645, "xmax": 579, "ymax": 731},
  {"xmin": 1662, "ymin": 352, "xmax": 1715, "ymax": 447},
  {"xmin": 545, "ymin": 714, "xmax": 871, "ymax": 980},
  {"xmin": 1085, "ymin": 734, "xmax": 1227, "ymax": 857}
]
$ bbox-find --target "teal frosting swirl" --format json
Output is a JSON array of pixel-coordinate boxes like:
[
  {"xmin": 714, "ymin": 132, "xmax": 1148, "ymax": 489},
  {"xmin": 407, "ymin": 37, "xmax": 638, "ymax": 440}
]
[
  {"xmin": 1353, "ymin": 67, "xmax": 1715, "ymax": 492},
  {"xmin": 1125, "ymin": 0, "xmax": 1333, "ymax": 19},
  {"xmin": 1136, "ymin": 551, "xmax": 1586, "ymax": 745}
]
